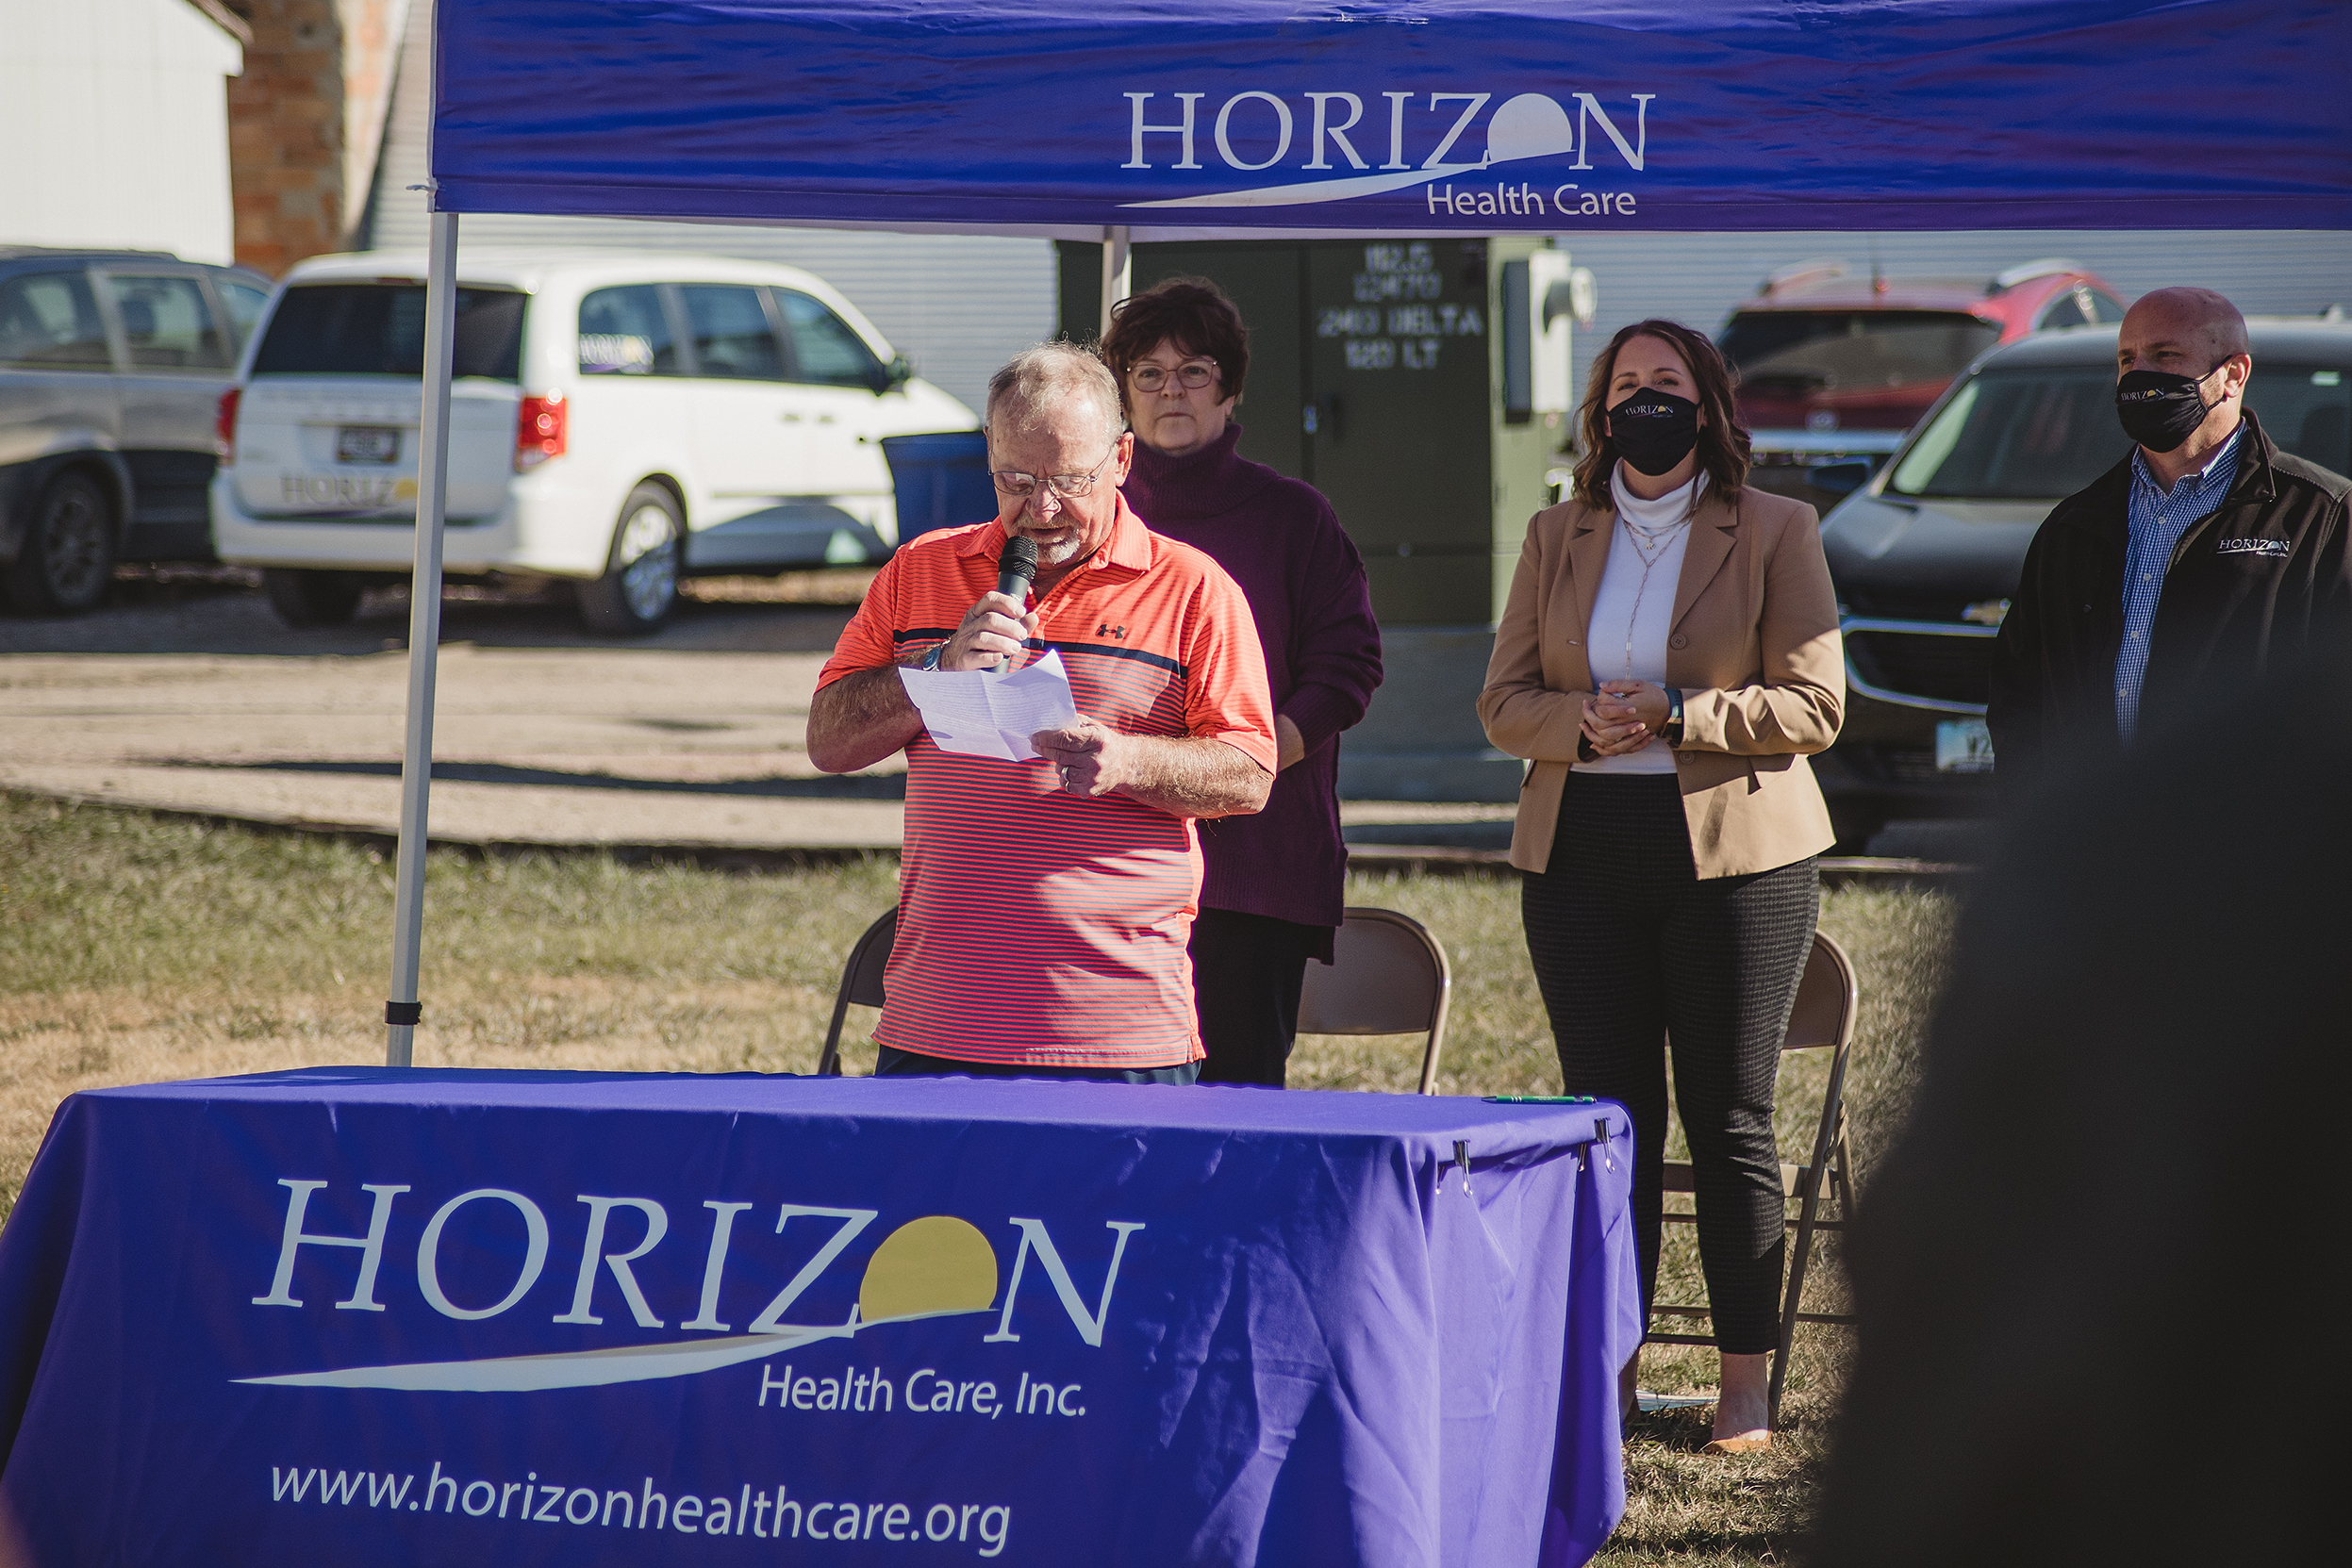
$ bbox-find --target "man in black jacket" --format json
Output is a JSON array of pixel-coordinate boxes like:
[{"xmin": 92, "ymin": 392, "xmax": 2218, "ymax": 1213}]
[{"xmin": 1989, "ymin": 287, "xmax": 2351, "ymax": 790}]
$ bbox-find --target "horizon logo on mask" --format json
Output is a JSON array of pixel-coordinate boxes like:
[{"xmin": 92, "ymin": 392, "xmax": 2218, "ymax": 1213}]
[
  {"xmin": 1608, "ymin": 388, "xmax": 1699, "ymax": 476},
  {"xmin": 2115, "ymin": 366, "xmax": 2224, "ymax": 453}
]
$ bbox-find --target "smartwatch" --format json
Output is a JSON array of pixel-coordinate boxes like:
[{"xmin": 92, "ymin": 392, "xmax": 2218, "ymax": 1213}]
[{"xmin": 1660, "ymin": 686, "xmax": 1685, "ymax": 748}]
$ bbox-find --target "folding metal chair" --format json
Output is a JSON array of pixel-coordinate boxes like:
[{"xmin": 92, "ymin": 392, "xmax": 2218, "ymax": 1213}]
[
  {"xmin": 1646, "ymin": 929, "xmax": 1861, "ymax": 1423},
  {"xmin": 1296, "ymin": 907, "xmax": 1452, "ymax": 1095},
  {"xmin": 817, "ymin": 909, "xmax": 896, "ymax": 1076}
]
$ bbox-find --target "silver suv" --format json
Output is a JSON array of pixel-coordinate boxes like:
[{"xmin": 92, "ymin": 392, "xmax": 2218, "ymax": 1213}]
[{"xmin": 0, "ymin": 247, "xmax": 273, "ymax": 614}]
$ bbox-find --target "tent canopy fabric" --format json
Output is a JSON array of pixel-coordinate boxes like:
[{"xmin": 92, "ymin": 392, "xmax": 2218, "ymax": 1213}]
[{"xmin": 433, "ymin": 0, "xmax": 2352, "ymax": 237}]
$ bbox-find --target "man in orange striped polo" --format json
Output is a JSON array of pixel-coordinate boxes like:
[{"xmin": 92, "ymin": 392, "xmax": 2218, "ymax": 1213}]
[{"xmin": 807, "ymin": 344, "xmax": 1277, "ymax": 1081}]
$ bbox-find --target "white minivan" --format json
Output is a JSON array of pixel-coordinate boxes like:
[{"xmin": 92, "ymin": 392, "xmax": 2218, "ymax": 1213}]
[{"xmin": 211, "ymin": 251, "xmax": 979, "ymax": 633}]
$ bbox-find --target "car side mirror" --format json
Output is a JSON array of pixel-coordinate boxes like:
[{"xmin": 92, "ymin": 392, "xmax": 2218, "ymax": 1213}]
[
  {"xmin": 1808, "ymin": 458, "xmax": 1873, "ymax": 498},
  {"xmin": 872, "ymin": 354, "xmax": 914, "ymax": 394}
]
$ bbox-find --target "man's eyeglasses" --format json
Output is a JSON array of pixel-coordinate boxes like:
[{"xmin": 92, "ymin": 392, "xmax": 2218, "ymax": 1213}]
[
  {"xmin": 990, "ymin": 445, "xmax": 1117, "ymax": 501},
  {"xmin": 1128, "ymin": 360, "xmax": 1218, "ymax": 392}
]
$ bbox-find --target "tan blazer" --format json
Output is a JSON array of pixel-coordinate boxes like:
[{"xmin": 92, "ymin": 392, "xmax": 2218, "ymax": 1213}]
[{"xmin": 1478, "ymin": 485, "xmax": 1845, "ymax": 878}]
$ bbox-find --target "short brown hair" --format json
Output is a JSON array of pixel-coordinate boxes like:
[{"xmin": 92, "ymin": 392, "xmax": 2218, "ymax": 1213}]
[
  {"xmin": 1571, "ymin": 319, "xmax": 1749, "ymax": 509},
  {"xmin": 1099, "ymin": 276, "xmax": 1250, "ymax": 408}
]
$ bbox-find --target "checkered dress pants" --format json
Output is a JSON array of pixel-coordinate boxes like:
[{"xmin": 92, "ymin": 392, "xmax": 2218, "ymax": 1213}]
[{"xmin": 1520, "ymin": 771, "xmax": 1818, "ymax": 1355}]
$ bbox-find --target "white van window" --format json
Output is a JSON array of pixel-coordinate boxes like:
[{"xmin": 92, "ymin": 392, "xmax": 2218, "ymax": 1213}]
[
  {"xmin": 679, "ymin": 285, "xmax": 785, "ymax": 379},
  {"xmin": 778, "ymin": 289, "xmax": 883, "ymax": 388},
  {"xmin": 106, "ymin": 274, "xmax": 230, "ymax": 371},
  {"xmin": 0, "ymin": 272, "xmax": 110, "ymax": 370},
  {"xmin": 578, "ymin": 285, "xmax": 680, "ymax": 375},
  {"xmin": 251, "ymin": 284, "xmax": 525, "ymax": 380}
]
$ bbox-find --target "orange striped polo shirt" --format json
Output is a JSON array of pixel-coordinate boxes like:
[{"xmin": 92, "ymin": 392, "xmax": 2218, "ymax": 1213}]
[{"xmin": 816, "ymin": 499, "xmax": 1277, "ymax": 1067}]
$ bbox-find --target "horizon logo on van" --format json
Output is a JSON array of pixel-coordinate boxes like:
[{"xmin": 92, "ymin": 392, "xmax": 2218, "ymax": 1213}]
[
  {"xmin": 579, "ymin": 333, "xmax": 655, "ymax": 373},
  {"xmin": 1118, "ymin": 89, "xmax": 1654, "ymax": 213},
  {"xmin": 238, "ymin": 1180, "xmax": 1144, "ymax": 1395}
]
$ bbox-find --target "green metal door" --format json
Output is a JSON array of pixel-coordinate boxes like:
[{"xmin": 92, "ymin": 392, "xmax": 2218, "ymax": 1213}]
[{"xmin": 1301, "ymin": 239, "xmax": 1494, "ymax": 626}]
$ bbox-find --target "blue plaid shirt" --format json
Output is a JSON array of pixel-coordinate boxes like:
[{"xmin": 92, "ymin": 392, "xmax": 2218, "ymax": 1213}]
[{"xmin": 2115, "ymin": 423, "xmax": 2244, "ymax": 740}]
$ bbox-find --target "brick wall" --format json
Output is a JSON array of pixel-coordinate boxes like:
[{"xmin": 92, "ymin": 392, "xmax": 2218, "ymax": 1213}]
[{"xmin": 224, "ymin": 0, "xmax": 406, "ymax": 275}]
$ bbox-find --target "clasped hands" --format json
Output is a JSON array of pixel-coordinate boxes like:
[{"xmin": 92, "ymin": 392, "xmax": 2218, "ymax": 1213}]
[
  {"xmin": 1582, "ymin": 679, "xmax": 1671, "ymax": 758},
  {"xmin": 925, "ymin": 590, "xmax": 1135, "ymax": 798}
]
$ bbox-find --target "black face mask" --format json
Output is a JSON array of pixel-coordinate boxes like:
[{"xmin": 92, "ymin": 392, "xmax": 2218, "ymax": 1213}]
[
  {"xmin": 1608, "ymin": 388, "xmax": 1701, "ymax": 476},
  {"xmin": 2115, "ymin": 366, "xmax": 2221, "ymax": 454}
]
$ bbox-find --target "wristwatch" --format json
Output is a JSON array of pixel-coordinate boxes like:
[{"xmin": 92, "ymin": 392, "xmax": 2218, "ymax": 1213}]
[
  {"xmin": 1660, "ymin": 686, "xmax": 1685, "ymax": 748},
  {"xmin": 918, "ymin": 641, "xmax": 948, "ymax": 671}
]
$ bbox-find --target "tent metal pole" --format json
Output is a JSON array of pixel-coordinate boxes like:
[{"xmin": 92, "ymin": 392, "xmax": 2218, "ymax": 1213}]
[
  {"xmin": 1099, "ymin": 224, "xmax": 1131, "ymax": 338},
  {"xmin": 384, "ymin": 208, "xmax": 460, "ymax": 1068}
]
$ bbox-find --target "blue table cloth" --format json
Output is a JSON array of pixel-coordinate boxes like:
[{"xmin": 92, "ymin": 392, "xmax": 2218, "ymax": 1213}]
[{"xmin": 0, "ymin": 1069, "xmax": 1638, "ymax": 1565}]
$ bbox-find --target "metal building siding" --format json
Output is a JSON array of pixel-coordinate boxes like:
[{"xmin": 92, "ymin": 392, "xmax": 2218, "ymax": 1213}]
[{"xmin": 1562, "ymin": 229, "xmax": 2352, "ymax": 382}]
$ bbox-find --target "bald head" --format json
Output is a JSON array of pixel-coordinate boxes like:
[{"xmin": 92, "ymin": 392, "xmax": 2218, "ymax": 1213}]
[
  {"xmin": 2116, "ymin": 286, "xmax": 2253, "ymax": 475},
  {"xmin": 2119, "ymin": 287, "xmax": 2251, "ymax": 372}
]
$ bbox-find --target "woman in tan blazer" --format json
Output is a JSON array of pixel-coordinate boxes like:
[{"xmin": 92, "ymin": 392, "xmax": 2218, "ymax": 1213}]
[{"xmin": 1479, "ymin": 318, "xmax": 1843, "ymax": 1453}]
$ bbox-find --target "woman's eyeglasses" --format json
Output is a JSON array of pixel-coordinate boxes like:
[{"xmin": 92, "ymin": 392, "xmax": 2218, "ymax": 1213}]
[
  {"xmin": 990, "ymin": 445, "xmax": 1117, "ymax": 501},
  {"xmin": 1128, "ymin": 360, "xmax": 1218, "ymax": 392}
]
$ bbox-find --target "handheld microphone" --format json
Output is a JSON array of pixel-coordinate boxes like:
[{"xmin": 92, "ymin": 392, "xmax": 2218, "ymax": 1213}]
[
  {"xmin": 997, "ymin": 536, "xmax": 1037, "ymax": 603},
  {"xmin": 991, "ymin": 536, "xmax": 1038, "ymax": 673}
]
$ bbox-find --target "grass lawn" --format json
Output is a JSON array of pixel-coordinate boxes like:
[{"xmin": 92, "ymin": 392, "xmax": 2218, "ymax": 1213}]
[{"xmin": 0, "ymin": 790, "xmax": 1956, "ymax": 1564}]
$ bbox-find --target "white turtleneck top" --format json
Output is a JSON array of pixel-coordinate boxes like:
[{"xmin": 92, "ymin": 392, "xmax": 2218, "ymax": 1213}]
[{"xmin": 1573, "ymin": 463, "xmax": 1706, "ymax": 775}]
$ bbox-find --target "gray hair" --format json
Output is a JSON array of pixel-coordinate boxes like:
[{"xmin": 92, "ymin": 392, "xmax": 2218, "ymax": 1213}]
[{"xmin": 985, "ymin": 341, "xmax": 1127, "ymax": 448}]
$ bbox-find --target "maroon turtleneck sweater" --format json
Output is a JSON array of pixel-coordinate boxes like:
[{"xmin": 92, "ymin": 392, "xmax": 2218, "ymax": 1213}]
[{"xmin": 1122, "ymin": 423, "xmax": 1383, "ymax": 931}]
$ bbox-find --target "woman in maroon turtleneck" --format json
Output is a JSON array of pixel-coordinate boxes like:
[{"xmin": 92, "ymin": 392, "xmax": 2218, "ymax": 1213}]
[{"xmin": 1102, "ymin": 278, "xmax": 1383, "ymax": 1086}]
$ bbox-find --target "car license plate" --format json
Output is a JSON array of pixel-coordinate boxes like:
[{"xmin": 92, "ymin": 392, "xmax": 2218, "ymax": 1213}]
[
  {"xmin": 336, "ymin": 425, "xmax": 401, "ymax": 465},
  {"xmin": 1935, "ymin": 718, "xmax": 1995, "ymax": 773}
]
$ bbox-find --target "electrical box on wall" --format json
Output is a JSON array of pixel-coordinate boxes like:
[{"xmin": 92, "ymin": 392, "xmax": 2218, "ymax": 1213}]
[
  {"xmin": 1530, "ymin": 250, "xmax": 1579, "ymax": 416},
  {"xmin": 1502, "ymin": 248, "xmax": 1594, "ymax": 422}
]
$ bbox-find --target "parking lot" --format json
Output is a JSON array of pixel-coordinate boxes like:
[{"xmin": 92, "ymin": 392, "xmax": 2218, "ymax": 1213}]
[
  {"xmin": 0, "ymin": 572, "xmax": 1546, "ymax": 858},
  {"xmin": 0, "ymin": 573, "xmax": 914, "ymax": 851}
]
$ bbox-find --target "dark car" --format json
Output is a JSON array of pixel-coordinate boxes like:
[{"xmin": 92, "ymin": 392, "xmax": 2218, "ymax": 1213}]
[
  {"xmin": 0, "ymin": 246, "xmax": 273, "ymax": 614},
  {"xmin": 1718, "ymin": 257, "xmax": 2126, "ymax": 513},
  {"xmin": 1812, "ymin": 317, "xmax": 2352, "ymax": 847}
]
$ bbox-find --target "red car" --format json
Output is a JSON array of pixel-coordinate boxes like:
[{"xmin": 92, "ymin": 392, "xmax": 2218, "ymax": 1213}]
[{"xmin": 1717, "ymin": 258, "xmax": 2126, "ymax": 500}]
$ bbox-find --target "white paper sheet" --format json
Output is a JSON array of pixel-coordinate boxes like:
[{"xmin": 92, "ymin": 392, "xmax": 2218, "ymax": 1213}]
[{"xmin": 898, "ymin": 649, "xmax": 1081, "ymax": 761}]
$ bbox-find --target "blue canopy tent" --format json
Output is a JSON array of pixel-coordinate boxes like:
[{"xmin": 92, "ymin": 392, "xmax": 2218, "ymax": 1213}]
[{"xmin": 384, "ymin": 0, "xmax": 2351, "ymax": 1061}]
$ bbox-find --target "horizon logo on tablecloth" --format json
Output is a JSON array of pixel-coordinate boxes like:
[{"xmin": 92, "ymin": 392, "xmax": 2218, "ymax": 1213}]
[
  {"xmin": 237, "ymin": 1180, "xmax": 1143, "ymax": 1395},
  {"xmin": 1117, "ymin": 88, "xmax": 1654, "ymax": 215}
]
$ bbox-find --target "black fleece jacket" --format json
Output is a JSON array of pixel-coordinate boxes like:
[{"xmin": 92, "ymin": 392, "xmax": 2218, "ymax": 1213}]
[{"xmin": 1988, "ymin": 411, "xmax": 2351, "ymax": 791}]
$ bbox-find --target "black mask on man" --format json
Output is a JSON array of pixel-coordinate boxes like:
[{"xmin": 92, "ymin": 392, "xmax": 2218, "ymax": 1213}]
[
  {"xmin": 2115, "ymin": 367, "xmax": 2221, "ymax": 454},
  {"xmin": 1608, "ymin": 388, "xmax": 1701, "ymax": 476}
]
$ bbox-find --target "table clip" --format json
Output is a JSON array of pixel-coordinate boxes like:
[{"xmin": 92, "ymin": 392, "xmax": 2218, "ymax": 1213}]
[{"xmin": 1452, "ymin": 1139, "xmax": 1472, "ymax": 1197}]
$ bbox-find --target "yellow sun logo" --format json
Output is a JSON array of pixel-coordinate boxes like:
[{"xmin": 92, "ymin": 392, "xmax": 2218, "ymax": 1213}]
[{"xmin": 857, "ymin": 1215, "xmax": 1000, "ymax": 1326}]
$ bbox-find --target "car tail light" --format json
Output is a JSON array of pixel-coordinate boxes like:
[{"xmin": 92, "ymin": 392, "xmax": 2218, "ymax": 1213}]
[
  {"xmin": 515, "ymin": 393, "xmax": 567, "ymax": 471},
  {"xmin": 214, "ymin": 388, "xmax": 240, "ymax": 462}
]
